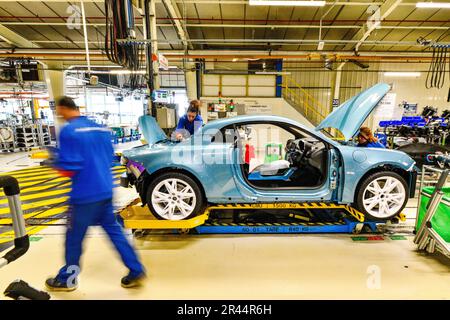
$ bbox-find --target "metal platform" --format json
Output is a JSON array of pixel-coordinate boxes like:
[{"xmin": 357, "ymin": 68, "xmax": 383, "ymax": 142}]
[{"xmin": 119, "ymin": 200, "xmax": 404, "ymax": 235}]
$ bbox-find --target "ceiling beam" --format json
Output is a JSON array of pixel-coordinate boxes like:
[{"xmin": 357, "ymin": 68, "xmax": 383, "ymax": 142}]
[
  {"xmin": 0, "ymin": 0, "xmax": 420, "ymax": 4},
  {"xmin": 343, "ymin": 0, "xmax": 403, "ymax": 52},
  {"xmin": 161, "ymin": 0, "xmax": 192, "ymax": 49},
  {"xmin": 0, "ymin": 24, "xmax": 39, "ymax": 48}
]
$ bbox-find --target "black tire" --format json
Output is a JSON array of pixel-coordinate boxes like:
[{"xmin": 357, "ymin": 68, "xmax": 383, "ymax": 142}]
[
  {"xmin": 146, "ymin": 172, "xmax": 205, "ymax": 220},
  {"xmin": 355, "ymin": 171, "xmax": 408, "ymax": 221}
]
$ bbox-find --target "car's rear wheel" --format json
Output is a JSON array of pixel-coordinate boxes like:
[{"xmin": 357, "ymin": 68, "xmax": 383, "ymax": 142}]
[
  {"xmin": 355, "ymin": 171, "xmax": 408, "ymax": 221},
  {"xmin": 146, "ymin": 172, "xmax": 205, "ymax": 220}
]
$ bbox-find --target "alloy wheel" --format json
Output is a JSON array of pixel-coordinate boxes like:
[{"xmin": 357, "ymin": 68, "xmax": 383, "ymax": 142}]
[
  {"xmin": 362, "ymin": 176, "xmax": 406, "ymax": 219},
  {"xmin": 151, "ymin": 178, "xmax": 197, "ymax": 220}
]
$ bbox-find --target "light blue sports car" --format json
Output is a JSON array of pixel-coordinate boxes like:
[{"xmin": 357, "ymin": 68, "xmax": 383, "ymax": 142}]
[{"xmin": 121, "ymin": 83, "xmax": 417, "ymax": 221}]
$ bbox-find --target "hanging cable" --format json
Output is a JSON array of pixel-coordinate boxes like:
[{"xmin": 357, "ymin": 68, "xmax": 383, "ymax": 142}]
[
  {"xmin": 423, "ymin": 41, "xmax": 450, "ymax": 89},
  {"xmin": 104, "ymin": 0, "xmax": 144, "ymax": 90}
]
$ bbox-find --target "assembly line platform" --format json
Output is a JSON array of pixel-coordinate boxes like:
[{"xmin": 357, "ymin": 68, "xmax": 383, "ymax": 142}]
[{"xmin": 119, "ymin": 200, "xmax": 406, "ymax": 235}]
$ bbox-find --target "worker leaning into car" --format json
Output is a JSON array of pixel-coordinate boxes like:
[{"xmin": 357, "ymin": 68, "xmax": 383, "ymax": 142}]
[
  {"xmin": 45, "ymin": 96, "xmax": 145, "ymax": 292},
  {"xmin": 357, "ymin": 126, "xmax": 385, "ymax": 148},
  {"xmin": 175, "ymin": 100, "xmax": 203, "ymax": 140}
]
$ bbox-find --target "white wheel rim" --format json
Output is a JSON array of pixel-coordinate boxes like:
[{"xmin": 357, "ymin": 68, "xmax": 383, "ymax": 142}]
[
  {"xmin": 362, "ymin": 176, "xmax": 406, "ymax": 218},
  {"xmin": 151, "ymin": 178, "xmax": 196, "ymax": 220}
]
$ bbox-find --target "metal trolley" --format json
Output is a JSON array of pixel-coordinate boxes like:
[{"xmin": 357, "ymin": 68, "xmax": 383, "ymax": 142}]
[
  {"xmin": 414, "ymin": 155, "xmax": 450, "ymax": 257},
  {"xmin": 0, "ymin": 176, "xmax": 28, "ymax": 269},
  {"xmin": 0, "ymin": 175, "xmax": 50, "ymax": 300}
]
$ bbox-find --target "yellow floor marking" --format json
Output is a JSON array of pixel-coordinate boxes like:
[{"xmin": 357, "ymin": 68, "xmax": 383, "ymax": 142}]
[
  {"xmin": 0, "ymin": 167, "xmax": 127, "ymax": 240},
  {"xmin": 0, "ymin": 181, "xmax": 71, "ymax": 195},
  {"xmin": 2, "ymin": 168, "xmax": 55, "ymax": 178},
  {"xmin": 2, "ymin": 166, "xmax": 124, "ymax": 180},
  {"xmin": 2, "ymin": 166, "xmax": 52, "ymax": 174},
  {"xmin": 0, "ymin": 197, "xmax": 67, "ymax": 215},
  {"xmin": 0, "ymin": 171, "xmax": 124, "ymax": 194},
  {"xmin": 0, "ymin": 206, "xmax": 68, "ymax": 225},
  {"xmin": 0, "ymin": 173, "xmax": 124, "ymax": 213},
  {"xmin": 0, "ymin": 225, "xmax": 49, "ymax": 244},
  {"xmin": 0, "ymin": 188, "xmax": 71, "ymax": 205},
  {"xmin": 15, "ymin": 177, "xmax": 69, "ymax": 188},
  {"xmin": 14, "ymin": 173, "xmax": 60, "ymax": 183}
]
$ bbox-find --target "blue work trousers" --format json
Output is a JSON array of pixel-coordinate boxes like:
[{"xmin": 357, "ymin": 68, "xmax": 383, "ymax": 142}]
[{"xmin": 56, "ymin": 198, "xmax": 144, "ymax": 282}]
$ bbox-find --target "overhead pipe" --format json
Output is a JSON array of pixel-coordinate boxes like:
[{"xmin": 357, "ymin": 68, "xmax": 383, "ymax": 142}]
[
  {"xmin": 0, "ymin": 16, "xmax": 447, "ymax": 24},
  {"xmin": 0, "ymin": 0, "xmax": 424, "ymax": 4},
  {"xmin": 0, "ymin": 52, "xmax": 446, "ymax": 62},
  {"xmin": 2, "ymin": 21, "xmax": 447, "ymax": 30},
  {"xmin": 80, "ymin": 0, "xmax": 91, "ymax": 75}
]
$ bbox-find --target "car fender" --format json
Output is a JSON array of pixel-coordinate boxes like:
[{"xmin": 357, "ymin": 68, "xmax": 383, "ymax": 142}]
[{"xmin": 337, "ymin": 146, "xmax": 415, "ymax": 204}]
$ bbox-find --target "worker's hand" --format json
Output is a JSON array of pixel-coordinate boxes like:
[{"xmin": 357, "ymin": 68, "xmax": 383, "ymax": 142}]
[{"xmin": 176, "ymin": 133, "xmax": 183, "ymax": 140}]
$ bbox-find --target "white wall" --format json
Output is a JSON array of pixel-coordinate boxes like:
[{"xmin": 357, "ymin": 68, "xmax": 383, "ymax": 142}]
[
  {"xmin": 378, "ymin": 62, "xmax": 449, "ymax": 113},
  {"xmin": 284, "ymin": 61, "xmax": 449, "ymax": 116},
  {"xmin": 200, "ymin": 97, "xmax": 314, "ymax": 129},
  {"xmin": 202, "ymin": 74, "xmax": 276, "ymax": 97}
]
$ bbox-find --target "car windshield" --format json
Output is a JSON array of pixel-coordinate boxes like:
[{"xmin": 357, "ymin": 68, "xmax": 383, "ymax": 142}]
[{"xmin": 318, "ymin": 127, "xmax": 349, "ymax": 144}]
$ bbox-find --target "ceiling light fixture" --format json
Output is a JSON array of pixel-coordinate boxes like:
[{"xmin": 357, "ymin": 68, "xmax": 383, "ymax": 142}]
[
  {"xmin": 416, "ymin": 2, "xmax": 450, "ymax": 8},
  {"xmin": 255, "ymin": 71, "xmax": 291, "ymax": 75},
  {"xmin": 109, "ymin": 70, "xmax": 146, "ymax": 75},
  {"xmin": 384, "ymin": 72, "xmax": 421, "ymax": 77},
  {"xmin": 249, "ymin": 0, "xmax": 326, "ymax": 6}
]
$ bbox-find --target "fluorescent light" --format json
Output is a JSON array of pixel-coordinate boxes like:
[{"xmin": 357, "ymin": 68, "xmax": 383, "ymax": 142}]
[
  {"xmin": 232, "ymin": 58, "xmax": 239, "ymax": 62},
  {"xmin": 255, "ymin": 71, "xmax": 291, "ymax": 75},
  {"xmin": 109, "ymin": 70, "xmax": 146, "ymax": 75},
  {"xmin": 416, "ymin": 2, "xmax": 450, "ymax": 8},
  {"xmin": 317, "ymin": 41, "xmax": 325, "ymax": 51},
  {"xmin": 384, "ymin": 72, "xmax": 421, "ymax": 77},
  {"xmin": 249, "ymin": 0, "xmax": 326, "ymax": 6}
]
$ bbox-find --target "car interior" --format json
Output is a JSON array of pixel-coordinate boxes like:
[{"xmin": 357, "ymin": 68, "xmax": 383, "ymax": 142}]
[{"xmin": 214, "ymin": 122, "xmax": 330, "ymax": 189}]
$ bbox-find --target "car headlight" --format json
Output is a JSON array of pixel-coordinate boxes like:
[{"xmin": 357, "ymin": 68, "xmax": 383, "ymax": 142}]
[{"xmin": 120, "ymin": 155, "xmax": 128, "ymax": 166}]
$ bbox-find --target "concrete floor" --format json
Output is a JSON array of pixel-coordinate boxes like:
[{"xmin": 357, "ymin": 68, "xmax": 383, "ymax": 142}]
[{"xmin": 1, "ymin": 144, "xmax": 450, "ymax": 299}]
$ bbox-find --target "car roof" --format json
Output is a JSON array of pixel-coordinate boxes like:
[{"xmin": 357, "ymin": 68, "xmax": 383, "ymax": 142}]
[
  {"xmin": 202, "ymin": 115, "xmax": 307, "ymax": 130},
  {"xmin": 199, "ymin": 114, "xmax": 337, "ymax": 145}
]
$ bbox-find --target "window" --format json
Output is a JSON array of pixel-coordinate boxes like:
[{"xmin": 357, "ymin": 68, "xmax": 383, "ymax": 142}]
[{"xmin": 235, "ymin": 122, "xmax": 329, "ymax": 189}]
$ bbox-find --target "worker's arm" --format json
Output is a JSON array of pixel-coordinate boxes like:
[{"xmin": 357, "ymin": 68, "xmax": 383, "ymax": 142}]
[
  {"xmin": 193, "ymin": 115, "xmax": 204, "ymax": 133},
  {"xmin": 175, "ymin": 116, "xmax": 187, "ymax": 140},
  {"xmin": 54, "ymin": 126, "xmax": 84, "ymax": 176},
  {"xmin": 176, "ymin": 116, "xmax": 186, "ymax": 131}
]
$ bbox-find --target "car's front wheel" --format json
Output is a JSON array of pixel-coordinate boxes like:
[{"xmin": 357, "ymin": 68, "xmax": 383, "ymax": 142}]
[
  {"xmin": 146, "ymin": 172, "xmax": 205, "ymax": 220},
  {"xmin": 355, "ymin": 171, "xmax": 408, "ymax": 221}
]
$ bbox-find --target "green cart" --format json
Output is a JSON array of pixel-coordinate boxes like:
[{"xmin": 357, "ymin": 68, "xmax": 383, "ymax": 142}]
[
  {"xmin": 414, "ymin": 169, "xmax": 450, "ymax": 256},
  {"xmin": 417, "ymin": 186, "xmax": 450, "ymax": 242}
]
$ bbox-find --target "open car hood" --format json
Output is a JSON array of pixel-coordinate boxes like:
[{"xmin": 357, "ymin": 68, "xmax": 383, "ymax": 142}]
[
  {"xmin": 139, "ymin": 115, "xmax": 168, "ymax": 144},
  {"xmin": 315, "ymin": 83, "xmax": 391, "ymax": 140}
]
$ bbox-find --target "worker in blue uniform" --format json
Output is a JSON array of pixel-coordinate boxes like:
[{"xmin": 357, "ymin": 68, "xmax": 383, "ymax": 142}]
[
  {"xmin": 175, "ymin": 100, "xmax": 203, "ymax": 140},
  {"xmin": 357, "ymin": 126, "xmax": 385, "ymax": 148},
  {"xmin": 45, "ymin": 96, "xmax": 145, "ymax": 292}
]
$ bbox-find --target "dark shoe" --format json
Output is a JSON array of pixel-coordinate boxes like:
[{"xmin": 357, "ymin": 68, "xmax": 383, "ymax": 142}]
[
  {"xmin": 45, "ymin": 277, "xmax": 78, "ymax": 292},
  {"xmin": 121, "ymin": 272, "xmax": 146, "ymax": 288}
]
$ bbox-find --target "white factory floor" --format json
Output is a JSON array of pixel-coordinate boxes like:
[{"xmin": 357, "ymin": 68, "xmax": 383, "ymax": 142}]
[{"xmin": 1, "ymin": 144, "xmax": 450, "ymax": 300}]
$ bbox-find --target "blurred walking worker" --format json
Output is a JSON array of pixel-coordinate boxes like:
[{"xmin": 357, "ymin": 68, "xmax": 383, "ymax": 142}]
[{"xmin": 45, "ymin": 96, "xmax": 145, "ymax": 292}]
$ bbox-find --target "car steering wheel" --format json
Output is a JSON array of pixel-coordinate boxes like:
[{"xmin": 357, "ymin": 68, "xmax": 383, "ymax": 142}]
[{"xmin": 297, "ymin": 139, "xmax": 314, "ymax": 166}]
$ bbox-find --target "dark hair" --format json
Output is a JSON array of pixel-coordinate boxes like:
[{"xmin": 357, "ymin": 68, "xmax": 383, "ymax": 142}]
[
  {"xmin": 56, "ymin": 96, "xmax": 78, "ymax": 110},
  {"xmin": 187, "ymin": 100, "xmax": 200, "ymax": 114},
  {"xmin": 359, "ymin": 126, "xmax": 378, "ymax": 143}
]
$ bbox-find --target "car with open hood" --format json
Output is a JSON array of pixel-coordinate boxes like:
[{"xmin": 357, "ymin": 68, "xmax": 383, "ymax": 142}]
[{"xmin": 121, "ymin": 83, "xmax": 417, "ymax": 221}]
